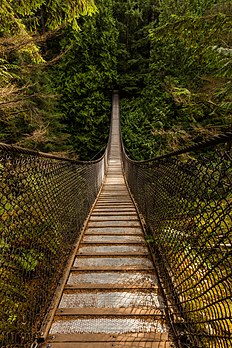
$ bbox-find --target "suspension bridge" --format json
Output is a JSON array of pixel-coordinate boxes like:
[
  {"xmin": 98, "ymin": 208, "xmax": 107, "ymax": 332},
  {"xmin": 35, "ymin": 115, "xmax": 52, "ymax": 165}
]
[{"xmin": 0, "ymin": 92, "xmax": 231, "ymax": 348}]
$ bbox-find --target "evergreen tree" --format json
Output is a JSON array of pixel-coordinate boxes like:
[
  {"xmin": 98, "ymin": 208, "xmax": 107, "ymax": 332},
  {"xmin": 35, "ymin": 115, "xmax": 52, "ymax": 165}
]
[
  {"xmin": 119, "ymin": 0, "xmax": 232, "ymax": 159},
  {"xmin": 52, "ymin": 0, "xmax": 118, "ymax": 159},
  {"xmin": 0, "ymin": 0, "xmax": 231, "ymax": 160},
  {"xmin": 0, "ymin": 0, "xmax": 97, "ymax": 153}
]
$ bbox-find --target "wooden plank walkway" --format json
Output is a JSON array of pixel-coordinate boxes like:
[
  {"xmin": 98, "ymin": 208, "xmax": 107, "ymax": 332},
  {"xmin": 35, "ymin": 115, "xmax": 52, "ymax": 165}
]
[{"xmin": 42, "ymin": 93, "xmax": 173, "ymax": 347}]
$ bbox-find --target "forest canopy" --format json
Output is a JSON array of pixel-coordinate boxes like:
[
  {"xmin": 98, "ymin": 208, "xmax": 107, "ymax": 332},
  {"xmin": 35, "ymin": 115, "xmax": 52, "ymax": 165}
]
[{"xmin": 0, "ymin": 0, "xmax": 231, "ymax": 160}]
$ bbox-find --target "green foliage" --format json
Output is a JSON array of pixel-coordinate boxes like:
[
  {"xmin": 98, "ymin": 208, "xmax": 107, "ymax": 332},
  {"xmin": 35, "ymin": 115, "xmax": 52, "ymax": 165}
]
[
  {"xmin": 119, "ymin": 0, "xmax": 232, "ymax": 159},
  {"xmin": 0, "ymin": 1, "xmax": 231, "ymax": 345},
  {"xmin": 3, "ymin": 0, "xmax": 97, "ymax": 31},
  {"xmin": 0, "ymin": 170, "xmax": 59, "ymax": 336},
  {"xmin": 0, "ymin": 0, "xmax": 231, "ymax": 161},
  {"xmin": 0, "ymin": 0, "xmax": 101, "ymax": 158},
  {"xmin": 113, "ymin": 0, "xmax": 156, "ymax": 94},
  {"xmin": 52, "ymin": 0, "xmax": 118, "ymax": 159},
  {"xmin": 157, "ymin": 0, "xmax": 227, "ymax": 22}
]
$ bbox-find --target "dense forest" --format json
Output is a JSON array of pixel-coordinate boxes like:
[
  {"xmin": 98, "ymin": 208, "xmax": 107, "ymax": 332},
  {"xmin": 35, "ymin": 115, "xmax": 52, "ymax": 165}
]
[{"xmin": 0, "ymin": 0, "xmax": 231, "ymax": 160}]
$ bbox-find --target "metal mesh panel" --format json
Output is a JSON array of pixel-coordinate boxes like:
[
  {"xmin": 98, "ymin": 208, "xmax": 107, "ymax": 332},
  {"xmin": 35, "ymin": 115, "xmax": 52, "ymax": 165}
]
[
  {"xmin": 0, "ymin": 145, "xmax": 106, "ymax": 347},
  {"xmin": 122, "ymin": 138, "xmax": 232, "ymax": 348},
  {"xmin": 49, "ymin": 317, "xmax": 167, "ymax": 335}
]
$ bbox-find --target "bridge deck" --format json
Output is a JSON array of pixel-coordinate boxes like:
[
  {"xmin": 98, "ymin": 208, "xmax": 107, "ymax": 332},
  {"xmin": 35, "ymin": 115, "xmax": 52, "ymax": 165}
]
[{"xmin": 42, "ymin": 93, "xmax": 173, "ymax": 347}]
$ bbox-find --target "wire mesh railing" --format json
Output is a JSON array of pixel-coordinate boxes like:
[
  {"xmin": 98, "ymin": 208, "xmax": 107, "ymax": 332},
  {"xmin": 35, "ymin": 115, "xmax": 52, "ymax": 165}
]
[
  {"xmin": 0, "ymin": 143, "xmax": 107, "ymax": 348},
  {"xmin": 122, "ymin": 133, "xmax": 232, "ymax": 348}
]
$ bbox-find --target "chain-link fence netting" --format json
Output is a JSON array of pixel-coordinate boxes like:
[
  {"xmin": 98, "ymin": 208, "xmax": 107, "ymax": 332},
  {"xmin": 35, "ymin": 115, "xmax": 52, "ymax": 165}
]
[
  {"xmin": 122, "ymin": 134, "xmax": 232, "ymax": 348},
  {"xmin": 0, "ymin": 143, "xmax": 107, "ymax": 348}
]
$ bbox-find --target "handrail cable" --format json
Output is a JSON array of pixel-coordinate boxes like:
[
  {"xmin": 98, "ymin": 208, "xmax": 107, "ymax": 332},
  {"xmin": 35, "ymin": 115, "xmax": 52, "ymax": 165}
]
[
  {"xmin": 0, "ymin": 141, "xmax": 106, "ymax": 164},
  {"xmin": 121, "ymin": 121, "xmax": 232, "ymax": 347},
  {"xmin": 0, "ymin": 114, "xmax": 111, "ymax": 348},
  {"xmin": 0, "ymin": 91, "xmax": 231, "ymax": 348},
  {"xmin": 123, "ymin": 131, "xmax": 232, "ymax": 163}
]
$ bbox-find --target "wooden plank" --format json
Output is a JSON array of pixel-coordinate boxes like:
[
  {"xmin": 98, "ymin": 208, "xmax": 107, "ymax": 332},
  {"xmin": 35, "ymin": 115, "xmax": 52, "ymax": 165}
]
[
  {"xmin": 88, "ymin": 221, "xmax": 141, "ymax": 227},
  {"xmin": 97, "ymin": 197, "xmax": 131, "ymax": 199},
  {"xmin": 98, "ymin": 190, "xmax": 129, "ymax": 192},
  {"xmin": 100, "ymin": 193, "xmax": 129, "ymax": 196},
  {"xmin": 96, "ymin": 201, "xmax": 133, "ymax": 204},
  {"xmin": 94, "ymin": 206, "xmax": 135, "ymax": 208},
  {"xmin": 84, "ymin": 234, "xmax": 144, "ymax": 237},
  {"xmin": 95, "ymin": 203, "xmax": 133, "ymax": 206},
  {"xmin": 46, "ymin": 332, "xmax": 169, "ymax": 343},
  {"xmin": 93, "ymin": 210, "xmax": 136, "ymax": 212},
  {"xmin": 97, "ymin": 198, "xmax": 132, "ymax": 200},
  {"xmin": 93, "ymin": 206, "xmax": 135, "ymax": 208},
  {"xmin": 93, "ymin": 204, "xmax": 136, "ymax": 212},
  {"xmin": 91, "ymin": 212, "xmax": 137, "ymax": 216},
  {"xmin": 49, "ymin": 343, "xmax": 171, "ymax": 348},
  {"xmin": 79, "ymin": 241, "xmax": 144, "ymax": 245},
  {"xmin": 76, "ymin": 252, "xmax": 149, "ymax": 256},
  {"xmin": 89, "ymin": 216, "xmax": 138, "ymax": 221},
  {"xmin": 74, "ymin": 254, "xmax": 148, "ymax": 258},
  {"xmin": 100, "ymin": 193, "xmax": 130, "ymax": 196},
  {"xmin": 71, "ymin": 266, "xmax": 154, "ymax": 271},
  {"xmin": 85, "ymin": 226, "xmax": 142, "ymax": 231},
  {"xmin": 102, "ymin": 184, "xmax": 126, "ymax": 186},
  {"xmin": 43, "ymin": 342, "xmax": 171, "ymax": 348},
  {"xmin": 94, "ymin": 206, "xmax": 134, "ymax": 208},
  {"xmin": 85, "ymin": 234, "xmax": 143, "ymax": 237},
  {"xmin": 101, "ymin": 190, "xmax": 128, "ymax": 193},
  {"xmin": 64, "ymin": 283, "xmax": 155, "ymax": 290},
  {"xmin": 55, "ymin": 307, "xmax": 164, "ymax": 317},
  {"xmin": 84, "ymin": 227, "xmax": 143, "ymax": 235},
  {"xmin": 82, "ymin": 236, "xmax": 144, "ymax": 241}
]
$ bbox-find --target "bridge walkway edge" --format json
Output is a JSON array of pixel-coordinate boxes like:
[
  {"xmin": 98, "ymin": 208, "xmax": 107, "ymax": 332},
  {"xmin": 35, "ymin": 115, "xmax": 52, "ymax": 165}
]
[{"xmin": 41, "ymin": 92, "xmax": 174, "ymax": 348}]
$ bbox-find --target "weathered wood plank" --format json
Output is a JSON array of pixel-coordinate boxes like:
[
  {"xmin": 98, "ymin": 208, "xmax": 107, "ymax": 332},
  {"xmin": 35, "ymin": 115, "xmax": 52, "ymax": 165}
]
[
  {"xmin": 46, "ymin": 332, "xmax": 169, "ymax": 343},
  {"xmin": 55, "ymin": 307, "xmax": 164, "ymax": 316}
]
